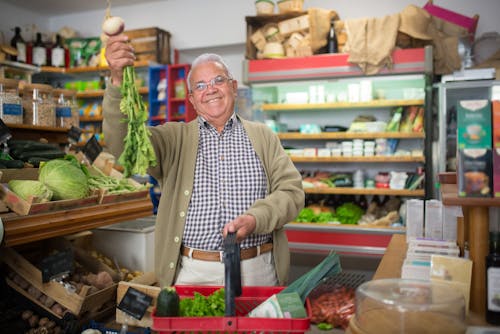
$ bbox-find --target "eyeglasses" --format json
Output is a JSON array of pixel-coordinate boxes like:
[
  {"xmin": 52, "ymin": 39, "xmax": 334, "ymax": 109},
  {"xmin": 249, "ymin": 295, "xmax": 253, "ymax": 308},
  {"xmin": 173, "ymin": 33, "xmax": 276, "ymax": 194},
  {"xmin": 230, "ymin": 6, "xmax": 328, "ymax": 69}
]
[{"xmin": 191, "ymin": 75, "xmax": 232, "ymax": 92}]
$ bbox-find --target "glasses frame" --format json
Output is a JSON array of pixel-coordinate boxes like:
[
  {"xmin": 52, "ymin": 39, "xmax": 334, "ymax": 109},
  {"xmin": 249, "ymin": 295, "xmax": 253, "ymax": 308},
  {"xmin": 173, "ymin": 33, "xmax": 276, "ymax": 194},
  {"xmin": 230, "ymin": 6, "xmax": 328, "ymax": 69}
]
[{"xmin": 190, "ymin": 75, "xmax": 233, "ymax": 93}]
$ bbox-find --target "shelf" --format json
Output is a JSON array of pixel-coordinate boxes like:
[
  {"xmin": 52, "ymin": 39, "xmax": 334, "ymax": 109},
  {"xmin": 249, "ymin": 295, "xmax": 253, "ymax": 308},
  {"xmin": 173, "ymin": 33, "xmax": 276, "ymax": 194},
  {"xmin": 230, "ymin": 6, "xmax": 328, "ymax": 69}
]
[
  {"xmin": 39, "ymin": 60, "xmax": 152, "ymax": 74},
  {"xmin": 285, "ymin": 222, "xmax": 405, "ymax": 256},
  {"xmin": 80, "ymin": 116, "xmax": 103, "ymax": 122},
  {"xmin": 278, "ymin": 132, "xmax": 424, "ymax": 140},
  {"xmin": 76, "ymin": 86, "xmax": 148, "ymax": 98},
  {"xmin": 5, "ymin": 123, "xmax": 71, "ymax": 145},
  {"xmin": 1, "ymin": 197, "xmax": 153, "ymax": 247},
  {"xmin": 290, "ymin": 155, "xmax": 425, "ymax": 163},
  {"xmin": 304, "ymin": 188, "xmax": 425, "ymax": 197},
  {"xmin": 262, "ymin": 99, "xmax": 424, "ymax": 112}
]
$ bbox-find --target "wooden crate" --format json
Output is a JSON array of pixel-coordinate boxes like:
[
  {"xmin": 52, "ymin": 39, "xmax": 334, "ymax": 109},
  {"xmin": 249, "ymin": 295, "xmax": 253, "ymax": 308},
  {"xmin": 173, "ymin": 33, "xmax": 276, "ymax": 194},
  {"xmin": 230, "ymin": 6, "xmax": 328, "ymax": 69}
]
[
  {"xmin": 124, "ymin": 27, "xmax": 171, "ymax": 64},
  {"xmin": 245, "ymin": 12, "xmax": 308, "ymax": 59},
  {"xmin": 115, "ymin": 273, "xmax": 159, "ymax": 328},
  {"xmin": 1, "ymin": 239, "xmax": 120, "ymax": 316}
]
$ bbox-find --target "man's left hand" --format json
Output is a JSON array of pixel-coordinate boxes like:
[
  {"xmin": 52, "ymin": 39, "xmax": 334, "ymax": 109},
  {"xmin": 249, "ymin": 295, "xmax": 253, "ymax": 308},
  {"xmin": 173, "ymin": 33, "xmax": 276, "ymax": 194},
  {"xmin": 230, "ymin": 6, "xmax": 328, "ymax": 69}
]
[{"xmin": 223, "ymin": 215, "xmax": 256, "ymax": 243}]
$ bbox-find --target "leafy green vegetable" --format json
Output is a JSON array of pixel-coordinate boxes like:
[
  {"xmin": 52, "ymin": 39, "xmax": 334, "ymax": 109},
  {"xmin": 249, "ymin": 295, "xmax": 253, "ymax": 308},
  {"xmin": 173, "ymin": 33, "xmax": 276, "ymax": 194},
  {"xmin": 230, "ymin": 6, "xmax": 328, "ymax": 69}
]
[
  {"xmin": 8, "ymin": 180, "xmax": 53, "ymax": 202},
  {"xmin": 295, "ymin": 208, "xmax": 335, "ymax": 223},
  {"xmin": 87, "ymin": 166, "xmax": 150, "ymax": 194},
  {"xmin": 333, "ymin": 202, "xmax": 364, "ymax": 225},
  {"xmin": 38, "ymin": 156, "xmax": 89, "ymax": 200},
  {"xmin": 317, "ymin": 322, "xmax": 333, "ymax": 330},
  {"xmin": 179, "ymin": 288, "xmax": 225, "ymax": 317},
  {"xmin": 119, "ymin": 66, "xmax": 157, "ymax": 177}
]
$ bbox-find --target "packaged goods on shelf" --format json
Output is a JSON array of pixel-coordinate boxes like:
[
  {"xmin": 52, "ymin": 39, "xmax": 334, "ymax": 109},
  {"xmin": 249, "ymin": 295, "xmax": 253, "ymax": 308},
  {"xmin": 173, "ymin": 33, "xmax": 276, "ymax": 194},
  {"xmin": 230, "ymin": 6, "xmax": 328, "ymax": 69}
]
[{"xmin": 67, "ymin": 37, "xmax": 101, "ymax": 68}]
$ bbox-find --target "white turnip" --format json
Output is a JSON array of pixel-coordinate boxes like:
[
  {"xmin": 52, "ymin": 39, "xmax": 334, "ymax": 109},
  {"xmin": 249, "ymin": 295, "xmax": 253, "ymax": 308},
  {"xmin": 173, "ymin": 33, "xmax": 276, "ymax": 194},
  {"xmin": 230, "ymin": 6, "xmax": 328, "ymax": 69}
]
[{"xmin": 102, "ymin": 16, "xmax": 125, "ymax": 36}]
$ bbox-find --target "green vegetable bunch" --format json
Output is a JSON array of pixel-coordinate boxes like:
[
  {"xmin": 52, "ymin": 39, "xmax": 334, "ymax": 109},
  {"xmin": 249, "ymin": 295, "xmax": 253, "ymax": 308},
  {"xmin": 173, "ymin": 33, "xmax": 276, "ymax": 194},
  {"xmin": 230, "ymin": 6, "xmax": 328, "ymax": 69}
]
[
  {"xmin": 333, "ymin": 202, "xmax": 364, "ymax": 225},
  {"xmin": 296, "ymin": 208, "xmax": 336, "ymax": 223},
  {"xmin": 179, "ymin": 288, "xmax": 225, "ymax": 317},
  {"xmin": 87, "ymin": 166, "xmax": 150, "ymax": 194},
  {"xmin": 119, "ymin": 66, "xmax": 157, "ymax": 177}
]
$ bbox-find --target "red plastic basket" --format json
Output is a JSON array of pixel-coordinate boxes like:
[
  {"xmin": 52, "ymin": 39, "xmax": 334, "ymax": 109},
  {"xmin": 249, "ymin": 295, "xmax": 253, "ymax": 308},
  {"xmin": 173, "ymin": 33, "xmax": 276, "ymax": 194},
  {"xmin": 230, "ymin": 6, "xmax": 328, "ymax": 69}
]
[{"xmin": 152, "ymin": 285, "xmax": 311, "ymax": 334}]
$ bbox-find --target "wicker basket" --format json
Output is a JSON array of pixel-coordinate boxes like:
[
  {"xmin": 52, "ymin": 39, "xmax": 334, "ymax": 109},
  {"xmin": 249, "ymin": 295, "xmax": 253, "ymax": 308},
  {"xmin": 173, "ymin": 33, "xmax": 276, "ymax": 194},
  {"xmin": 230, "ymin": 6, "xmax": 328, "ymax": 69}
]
[{"xmin": 277, "ymin": 0, "xmax": 304, "ymax": 14}]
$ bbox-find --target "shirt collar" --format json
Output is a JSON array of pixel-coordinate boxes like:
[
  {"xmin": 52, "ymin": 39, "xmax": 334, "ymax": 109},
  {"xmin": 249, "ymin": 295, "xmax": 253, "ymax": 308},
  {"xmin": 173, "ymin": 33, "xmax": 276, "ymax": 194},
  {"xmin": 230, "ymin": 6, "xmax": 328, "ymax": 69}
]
[{"xmin": 198, "ymin": 113, "xmax": 238, "ymax": 132}]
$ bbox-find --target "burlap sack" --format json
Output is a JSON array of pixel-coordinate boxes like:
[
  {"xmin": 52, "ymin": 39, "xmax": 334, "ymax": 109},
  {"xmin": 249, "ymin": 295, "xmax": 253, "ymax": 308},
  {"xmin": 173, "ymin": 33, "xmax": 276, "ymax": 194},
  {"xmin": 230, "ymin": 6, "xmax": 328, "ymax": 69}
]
[{"xmin": 308, "ymin": 8, "xmax": 339, "ymax": 52}]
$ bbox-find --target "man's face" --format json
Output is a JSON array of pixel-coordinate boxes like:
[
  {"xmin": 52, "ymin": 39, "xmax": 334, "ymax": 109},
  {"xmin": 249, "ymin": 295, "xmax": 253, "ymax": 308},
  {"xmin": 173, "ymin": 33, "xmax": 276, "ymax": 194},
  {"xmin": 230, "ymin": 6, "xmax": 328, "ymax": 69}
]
[{"xmin": 188, "ymin": 61, "xmax": 238, "ymax": 126}]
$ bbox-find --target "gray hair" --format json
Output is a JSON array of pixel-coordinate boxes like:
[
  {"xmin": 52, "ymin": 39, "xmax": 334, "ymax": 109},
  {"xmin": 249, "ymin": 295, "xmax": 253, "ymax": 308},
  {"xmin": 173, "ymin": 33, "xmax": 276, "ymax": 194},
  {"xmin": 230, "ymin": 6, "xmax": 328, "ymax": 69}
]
[{"xmin": 186, "ymin": 53, "xmax": 234, "ymax": 92}]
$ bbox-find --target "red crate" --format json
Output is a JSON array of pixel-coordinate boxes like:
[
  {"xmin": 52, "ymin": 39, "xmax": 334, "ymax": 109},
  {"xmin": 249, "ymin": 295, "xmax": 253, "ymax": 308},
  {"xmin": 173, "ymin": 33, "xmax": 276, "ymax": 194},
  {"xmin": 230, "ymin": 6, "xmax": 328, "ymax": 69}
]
[{"xmin": 152, "ymin": 285, "xmax": 311, "ymax": 333}]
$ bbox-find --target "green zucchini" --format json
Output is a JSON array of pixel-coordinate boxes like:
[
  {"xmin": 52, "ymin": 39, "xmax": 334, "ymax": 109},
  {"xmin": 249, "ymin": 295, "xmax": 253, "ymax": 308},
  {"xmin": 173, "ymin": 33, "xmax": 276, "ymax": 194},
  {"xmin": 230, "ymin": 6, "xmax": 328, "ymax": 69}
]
[
  {"xmin": 0, "ymin": 159, "xmax": 25, "ymax": 169},
  {"xmin": 156, "ymin": 286, "xmax": 180, "ymax": 317},
  {"xmin": 16, "ymin": 150, "xmax": 65, "ymax": 161},
  {"xmin": 27, "ymin": 157, "xmax": 50, "ymax": 168}
]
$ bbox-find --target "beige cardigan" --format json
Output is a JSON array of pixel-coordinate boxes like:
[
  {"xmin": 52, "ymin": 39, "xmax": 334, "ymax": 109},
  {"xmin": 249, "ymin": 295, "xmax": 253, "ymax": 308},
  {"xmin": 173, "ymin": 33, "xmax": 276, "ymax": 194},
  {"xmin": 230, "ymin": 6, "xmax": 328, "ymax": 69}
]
[{"xmin": 103, "ymin": 85, "xmax": 304, "ymax": 287}]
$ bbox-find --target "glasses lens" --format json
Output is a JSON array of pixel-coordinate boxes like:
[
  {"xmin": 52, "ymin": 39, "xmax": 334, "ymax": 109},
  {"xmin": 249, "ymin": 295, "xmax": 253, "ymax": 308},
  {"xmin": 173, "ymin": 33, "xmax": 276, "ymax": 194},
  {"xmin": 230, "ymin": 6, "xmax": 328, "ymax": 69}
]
[
  {"xmin": 195, "ymin": 82, "xmax": 207, "ymax": 91},
  {"xmin": 213, "ymin": 76, "xmax": 227, "ymax": 86}
]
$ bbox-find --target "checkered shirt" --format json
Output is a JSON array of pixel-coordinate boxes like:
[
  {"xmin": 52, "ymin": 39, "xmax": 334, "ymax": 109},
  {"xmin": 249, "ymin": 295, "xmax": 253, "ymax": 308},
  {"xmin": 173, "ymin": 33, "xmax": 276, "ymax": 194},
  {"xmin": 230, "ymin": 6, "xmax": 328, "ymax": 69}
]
[{"xmin": 182, "ymin": 114, "xmax": 271, "ymax": 250}]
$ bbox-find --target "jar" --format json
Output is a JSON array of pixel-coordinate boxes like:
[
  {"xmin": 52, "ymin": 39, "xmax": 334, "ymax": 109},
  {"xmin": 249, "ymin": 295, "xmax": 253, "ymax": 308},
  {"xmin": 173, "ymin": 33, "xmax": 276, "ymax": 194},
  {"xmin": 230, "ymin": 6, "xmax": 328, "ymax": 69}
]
[
  {"xmin": 0, "ymin": 78, "xmax": 23, "ymax": 124},
  {"xmin": 22, "ymin": 83, "xmax": 55, "ymax": 127},
  {"xmin": 53, "ymin": 88, "xmax": 79, "ymax": 128}
]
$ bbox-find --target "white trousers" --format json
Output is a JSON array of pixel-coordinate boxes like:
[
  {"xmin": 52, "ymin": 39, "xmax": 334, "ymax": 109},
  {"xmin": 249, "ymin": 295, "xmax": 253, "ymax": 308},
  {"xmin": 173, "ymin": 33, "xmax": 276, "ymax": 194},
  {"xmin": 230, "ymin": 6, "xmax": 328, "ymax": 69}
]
[{"xmin": 174, "ymin": 251, "xmax": 278, "ymax": 286}]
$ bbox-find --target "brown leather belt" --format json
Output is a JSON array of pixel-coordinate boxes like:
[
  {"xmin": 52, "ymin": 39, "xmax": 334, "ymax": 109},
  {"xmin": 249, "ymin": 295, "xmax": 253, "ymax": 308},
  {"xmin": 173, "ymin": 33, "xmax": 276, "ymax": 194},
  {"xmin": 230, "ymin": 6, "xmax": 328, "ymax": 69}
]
[{"xmin": 181, "ymin": 242, "xmax": 273, "ymax": 262}]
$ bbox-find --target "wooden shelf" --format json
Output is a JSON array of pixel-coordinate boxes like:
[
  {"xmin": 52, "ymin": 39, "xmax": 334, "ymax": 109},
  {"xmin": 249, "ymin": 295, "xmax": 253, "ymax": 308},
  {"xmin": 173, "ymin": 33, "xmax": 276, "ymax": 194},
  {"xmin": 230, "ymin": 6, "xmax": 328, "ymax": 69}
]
[
  {"xmin": 5, "ymin": 123, "xmax": 71, "ymax": 145},
  {"xmin": 279, "ymin": 132, "xmax": 425, "ymax": 140},
  {"xmin": 304, "ymin": 187, "xmax": 425, "ymax": 196},
  {"xmin": 441, "ymin": 183, "xmax": 500, "ymax": 207},
  {"xmin": 262, "ymin": 99, "xmax": 424, "ymax": 112},
  {"xmin": 79, "ymin": 116, "xmax": 103, "ymax": 122},
  {"xmin": 291, "ymin": 155, "xmax": 425, "ymax": 163},
  {"xmin": 76, "ymin": 86, "xmax": 148, "ymax": 98},
  {"xmin": 39, "ymin": 60, "xmax": 152, "ymax": 74},
  {"xmin": 1, "ymin": 197, "xmax": 153, "ymax": 247}
]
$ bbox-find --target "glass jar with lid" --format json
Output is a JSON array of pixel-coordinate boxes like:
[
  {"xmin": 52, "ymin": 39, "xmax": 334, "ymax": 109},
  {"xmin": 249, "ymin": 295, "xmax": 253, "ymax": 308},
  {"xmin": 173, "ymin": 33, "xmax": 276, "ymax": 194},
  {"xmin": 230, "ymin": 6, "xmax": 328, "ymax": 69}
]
[
  {"xmin": 0, "ymin": 78, "xmax": 23, "ymax": 124},
  {"xmin": 53, "ymin": 88, "xmax": 79, "ymax": 128},
  {"xmin": 22, "ymin": 83, "xmax": 56, "ymax": 127}
]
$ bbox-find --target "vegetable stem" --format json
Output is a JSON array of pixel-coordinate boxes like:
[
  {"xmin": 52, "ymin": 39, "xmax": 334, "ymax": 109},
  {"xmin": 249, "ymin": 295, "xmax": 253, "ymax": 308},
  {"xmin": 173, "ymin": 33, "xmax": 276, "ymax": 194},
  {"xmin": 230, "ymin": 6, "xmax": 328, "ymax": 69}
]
[{"xmin": 119, "ymin": 66, "xmax": 157, "ymax": 177}]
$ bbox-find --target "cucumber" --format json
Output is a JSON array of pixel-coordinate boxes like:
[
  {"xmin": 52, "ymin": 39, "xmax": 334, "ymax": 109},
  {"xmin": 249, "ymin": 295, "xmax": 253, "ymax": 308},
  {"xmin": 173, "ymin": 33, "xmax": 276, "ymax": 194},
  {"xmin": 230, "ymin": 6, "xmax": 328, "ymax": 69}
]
[
  {"xmin": 17, "ymin": 150, "xmax": 65, "ymax": 161},
  {"xmin": 156, "ymin": 286, "xmax": 180, "ymax": 317},
  {"xmin": 0, "ymin": 159, "xmax": 25, "ymax": 169},
  {"xmin": 27, "ymin": 157, "xmax": 50, "ymax": 168}
]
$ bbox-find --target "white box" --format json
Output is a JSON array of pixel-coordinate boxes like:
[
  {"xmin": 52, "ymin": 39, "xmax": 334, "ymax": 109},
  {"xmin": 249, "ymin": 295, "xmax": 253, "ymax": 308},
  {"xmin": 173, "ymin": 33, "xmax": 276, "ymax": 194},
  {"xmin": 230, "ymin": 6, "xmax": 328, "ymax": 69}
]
[
  {"xmin": 91, "ymin": 216, "xmax": 156, "ymax": 272},
  {"xmin": 442, "ymin": 205, "xmax": 462, "ymax": 242},
  {"xmin": 406, "ymin": 199, "xmax": 424, "ymax": 242},
  {"xmin": 424, "ymin": 200, "xmax": 443, "ymax": 240}
]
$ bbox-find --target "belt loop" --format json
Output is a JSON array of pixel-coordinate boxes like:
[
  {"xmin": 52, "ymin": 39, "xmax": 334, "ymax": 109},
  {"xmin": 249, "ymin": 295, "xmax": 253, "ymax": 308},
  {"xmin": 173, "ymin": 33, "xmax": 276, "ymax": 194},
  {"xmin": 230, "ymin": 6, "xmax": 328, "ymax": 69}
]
[
  {"xmin": 188, "ymin": 247, "xmax": 194, "ymax": 259},
  {"xmin": 219, "ymin": 251, "xmax": 224, "ymax": 263},
  {"xmin": 257, "ymin": 245, "xmax": 261, "ymax": 256}
]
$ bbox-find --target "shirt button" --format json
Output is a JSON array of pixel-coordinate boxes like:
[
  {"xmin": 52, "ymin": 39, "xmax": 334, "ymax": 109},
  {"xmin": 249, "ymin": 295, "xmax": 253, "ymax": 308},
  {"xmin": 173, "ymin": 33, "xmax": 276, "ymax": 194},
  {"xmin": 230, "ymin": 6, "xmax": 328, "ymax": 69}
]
[
  {"xmin": 179, "ymin": 211, "xmax": 185, "ymax": 217},
  {"xmin": 174, "ymin": 236, "xmax": 180, "ymax": 243},
  {"xmin": 184, "ymin": 190, "xmax": 189, "ymax": 196},
  {"xmin": 169, "ymin": 262, "xmax": 175, "ymax": 269}
]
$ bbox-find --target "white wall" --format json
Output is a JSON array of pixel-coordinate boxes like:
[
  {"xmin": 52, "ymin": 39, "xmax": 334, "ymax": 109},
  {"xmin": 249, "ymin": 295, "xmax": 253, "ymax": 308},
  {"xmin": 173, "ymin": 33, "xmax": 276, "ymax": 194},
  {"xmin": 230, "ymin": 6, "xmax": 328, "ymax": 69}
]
[
  {"xmin": 1, "ymin": 0, "xmax": 499, "ymax": 84},
  {"xmin": 0, "ymin": 2, "xmax": 51, "ymax": 42}
]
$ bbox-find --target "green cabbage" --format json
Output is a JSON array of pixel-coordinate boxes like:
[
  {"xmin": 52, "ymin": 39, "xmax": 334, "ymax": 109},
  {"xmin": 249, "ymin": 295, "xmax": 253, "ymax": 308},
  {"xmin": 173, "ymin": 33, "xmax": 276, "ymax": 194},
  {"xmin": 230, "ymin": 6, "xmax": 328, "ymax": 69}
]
[
  {"xmin": 38, "ymin": 158, "xmax": 89, "ymax": 200},
  {"xmin": 8, "ymin": 180, "xmax": 53, "ymax": 202}
]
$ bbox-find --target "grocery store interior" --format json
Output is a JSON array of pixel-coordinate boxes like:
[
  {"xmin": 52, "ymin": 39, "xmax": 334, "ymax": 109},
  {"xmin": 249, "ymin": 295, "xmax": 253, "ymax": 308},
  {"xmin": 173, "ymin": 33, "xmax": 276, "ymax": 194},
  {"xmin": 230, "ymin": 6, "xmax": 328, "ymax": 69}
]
[{"xmin": 0, "ymin": 0, "xmax": 500, "ymax": 333}]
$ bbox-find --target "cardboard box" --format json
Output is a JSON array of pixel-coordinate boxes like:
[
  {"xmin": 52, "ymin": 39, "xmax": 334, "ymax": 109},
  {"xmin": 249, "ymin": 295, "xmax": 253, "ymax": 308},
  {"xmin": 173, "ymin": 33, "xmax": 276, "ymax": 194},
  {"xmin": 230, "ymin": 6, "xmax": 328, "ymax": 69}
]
[
  {"xmin": 457, "ymin": 100, "xmax": 492, "ymax": 149},
  {"xmin": 406, "ymin": 199, "xmax": 424, "ymax": 242},
  {"xmin": 424, "ymin": 200, "xmax": 443, "ymax": 240},
  {"xmin": 457, "ymin": 148, "xmax": 493, "ymax": 197},
  {"xmin": 124, "ymin": 27, "xmax": 171, "ymax": 64}
]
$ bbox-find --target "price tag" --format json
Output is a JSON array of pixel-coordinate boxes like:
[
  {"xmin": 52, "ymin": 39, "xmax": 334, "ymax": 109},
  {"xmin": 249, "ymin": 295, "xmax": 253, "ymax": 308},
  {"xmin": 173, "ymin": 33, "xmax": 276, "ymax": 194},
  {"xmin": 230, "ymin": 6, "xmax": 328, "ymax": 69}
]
[
  {"xmin": 38, "ymin": 249, "xmax": 74, "ymax": 283},
  {"xmin": 82, "ymin": 135, "xmax": 102, "ymax": 163},
  {"xmin": 117, "ymin": 287, "xmax": 153, "ymax": 320},
  {"xmin": 0, "ymin": 119, "xmax": 12, "ymax": 145},
  {"xmin": 67, "ymin": 126, "xmax": 82, "ymax": 144}
]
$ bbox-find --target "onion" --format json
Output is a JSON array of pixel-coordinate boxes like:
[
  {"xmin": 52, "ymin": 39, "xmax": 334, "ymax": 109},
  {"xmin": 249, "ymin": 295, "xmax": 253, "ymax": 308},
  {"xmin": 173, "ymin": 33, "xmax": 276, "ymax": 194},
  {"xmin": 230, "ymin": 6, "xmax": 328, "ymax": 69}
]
[{"xmin": 102, "ymin": 16, "xmax": 125, "ymax": 36}]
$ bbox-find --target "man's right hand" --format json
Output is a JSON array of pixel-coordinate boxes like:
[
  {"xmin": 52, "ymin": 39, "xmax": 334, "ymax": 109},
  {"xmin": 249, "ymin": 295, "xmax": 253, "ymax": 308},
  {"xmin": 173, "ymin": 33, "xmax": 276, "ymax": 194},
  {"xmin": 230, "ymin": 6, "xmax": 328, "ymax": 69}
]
[{"xmin": 105, "ymin": 34, "xmax": 135, "ymax": 86}]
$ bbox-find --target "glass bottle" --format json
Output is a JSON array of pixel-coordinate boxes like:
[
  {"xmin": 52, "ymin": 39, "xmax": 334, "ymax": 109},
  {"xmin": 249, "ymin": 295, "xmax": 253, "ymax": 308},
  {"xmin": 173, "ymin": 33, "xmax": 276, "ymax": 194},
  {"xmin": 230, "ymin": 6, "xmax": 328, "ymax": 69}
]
[
  {"xmin": 327, "ymin": 18, "xmax": 338, "ymax": 54},
  {"xmin": 10, "ymin": 26, "xmax": 26, "ymax": 63},
  {"xmin": 486, "ymin": 231, "xmax": 500, "ymax": 325},
  {"xmin": 51, "ymin": 34, "xmax": 65, "ymax": 68},
  {"xmin": 32, "ymin": 32, "xmax": 47, "ymax": 66}
]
